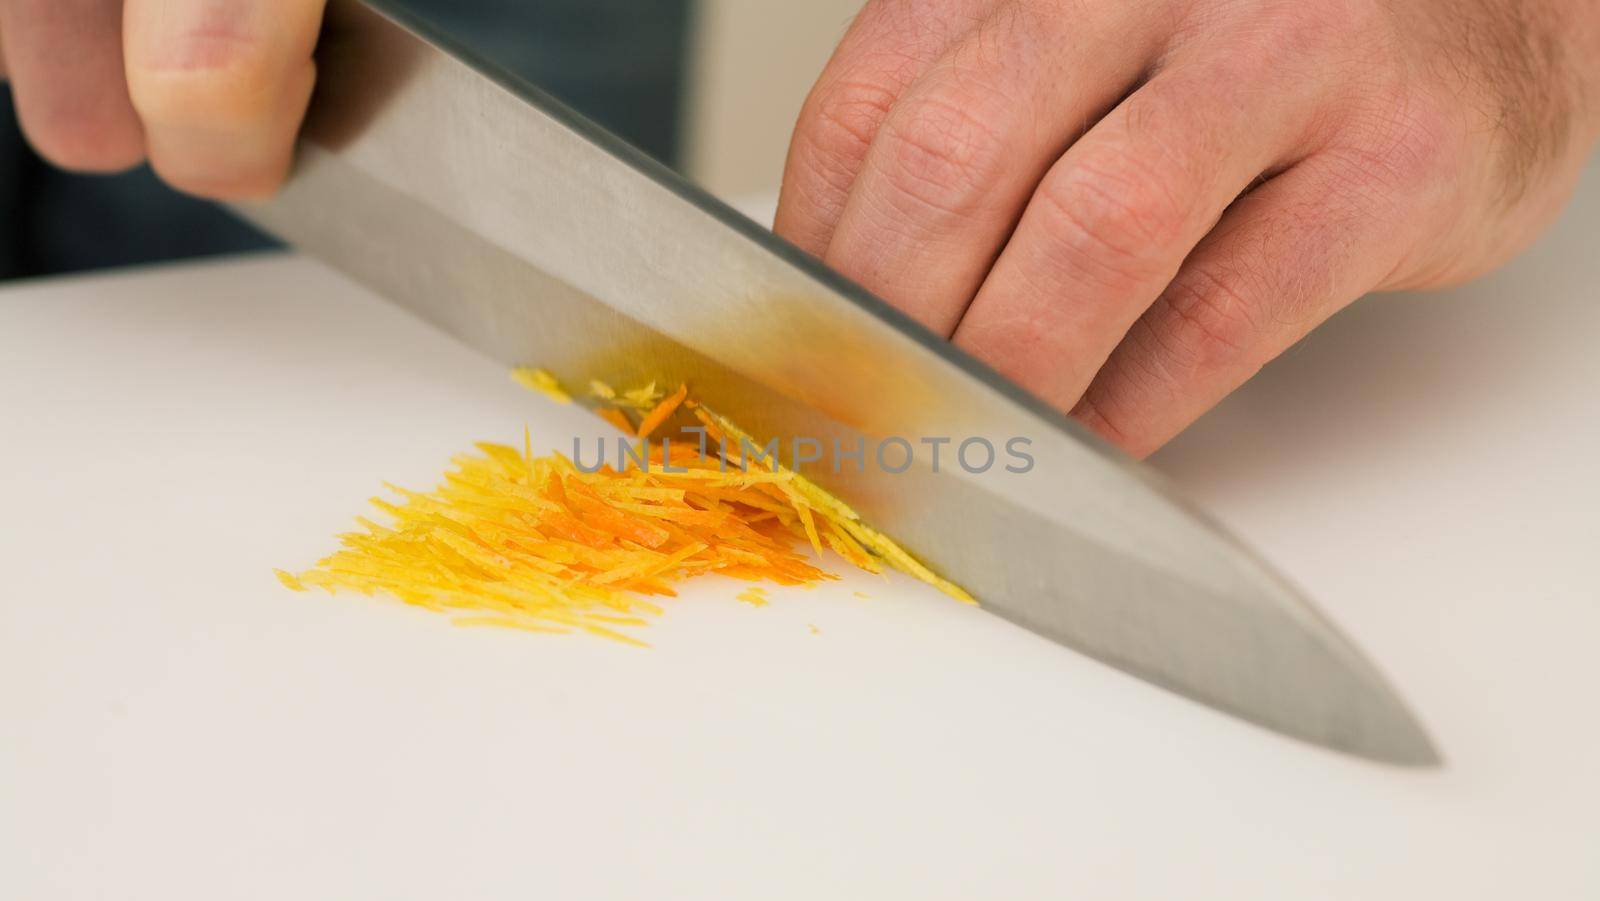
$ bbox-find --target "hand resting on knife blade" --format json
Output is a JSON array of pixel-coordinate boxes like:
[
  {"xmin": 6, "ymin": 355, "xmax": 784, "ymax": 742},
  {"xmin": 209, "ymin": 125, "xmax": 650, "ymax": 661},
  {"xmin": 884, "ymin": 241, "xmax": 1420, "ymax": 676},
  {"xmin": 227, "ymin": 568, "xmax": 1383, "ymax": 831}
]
[{"xmin": 3, "ymin": 0, "xmax": 1598, "ymax": 456}]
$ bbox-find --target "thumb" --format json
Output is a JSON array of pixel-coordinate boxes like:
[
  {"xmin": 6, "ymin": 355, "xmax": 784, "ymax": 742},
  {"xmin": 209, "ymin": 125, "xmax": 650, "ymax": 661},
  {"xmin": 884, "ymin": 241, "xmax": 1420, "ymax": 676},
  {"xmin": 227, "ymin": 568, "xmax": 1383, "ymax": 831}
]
[{"xmin": 124, "ymin": 0, "xmax": 327, "ymax": 200}]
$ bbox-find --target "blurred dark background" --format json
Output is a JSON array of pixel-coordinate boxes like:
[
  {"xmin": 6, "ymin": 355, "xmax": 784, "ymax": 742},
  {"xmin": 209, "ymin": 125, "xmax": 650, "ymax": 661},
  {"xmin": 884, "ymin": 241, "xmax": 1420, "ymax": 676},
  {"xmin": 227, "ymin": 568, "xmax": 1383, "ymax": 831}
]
[{"xmin": 0, "ymin": 0, "xmax": 693, "ymax": 281}]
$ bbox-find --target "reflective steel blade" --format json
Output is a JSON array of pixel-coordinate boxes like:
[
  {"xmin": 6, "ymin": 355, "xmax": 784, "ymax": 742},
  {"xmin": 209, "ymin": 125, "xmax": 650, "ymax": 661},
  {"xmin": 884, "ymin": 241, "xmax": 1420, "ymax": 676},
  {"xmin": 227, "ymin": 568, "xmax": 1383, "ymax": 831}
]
[{"xmin": 235, "ymin": 0, "xmax": 1439, "ymax": 765}]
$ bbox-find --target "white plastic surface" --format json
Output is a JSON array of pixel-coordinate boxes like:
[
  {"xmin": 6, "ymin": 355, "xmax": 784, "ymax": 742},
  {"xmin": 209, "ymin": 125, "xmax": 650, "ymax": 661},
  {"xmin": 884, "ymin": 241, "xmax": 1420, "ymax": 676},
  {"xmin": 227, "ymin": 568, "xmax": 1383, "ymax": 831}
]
[{"xmin": 3, "ymin": 166, "xmax": 1598, "ymax": 898}]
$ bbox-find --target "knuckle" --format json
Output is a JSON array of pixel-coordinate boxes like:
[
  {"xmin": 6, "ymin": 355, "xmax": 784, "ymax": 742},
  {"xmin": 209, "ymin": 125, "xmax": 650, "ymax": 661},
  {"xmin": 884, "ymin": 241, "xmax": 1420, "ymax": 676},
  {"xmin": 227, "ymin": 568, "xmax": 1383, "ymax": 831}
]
[
  {"xmin": 785, "ymin": 135, "xmax": 858, "ymax": 221},
  {"xmin": 1030, "ymin": 164, "xmax": 1187, "ymax": 288},
  {"xmin": 1335, "ymin": 90, "xmax": 1462, "ymax": 193},
  {"xmin": 1149, "ymin": 266, "xmax": 1264, "ymax": 377},
  {"xmin": 800, "ymin": 77, "xmax": 900, "ymax": 170},
  {"xmin": 872, "ymin": 94, "xmax": 1008, "ymax": 216}
]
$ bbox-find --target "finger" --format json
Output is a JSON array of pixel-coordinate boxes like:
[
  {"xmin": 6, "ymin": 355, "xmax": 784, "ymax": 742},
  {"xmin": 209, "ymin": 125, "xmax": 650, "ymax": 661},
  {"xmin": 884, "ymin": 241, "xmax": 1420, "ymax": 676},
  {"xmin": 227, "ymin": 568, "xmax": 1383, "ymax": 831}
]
[
  {"xmin": 951, "ymin": 55, "xmax": 1327, "ymax": 408},
  {"xmin": 1071, "ymin": 151, "xmax": 1425, "ymax": 456},
  {"xmin": 0, "ymin": 0, "xmax": 143, "ymax": 171},
  {"xmin": 124, "ymin": 0, "xmax": 325, "ymax": 199},
  {"xmin": 774, "ymin": 0, "xmax": 988, "ymax": 257},
  {"xmin": 819, "ymin": 4, "xmax": 1163, "ymax": 334}
]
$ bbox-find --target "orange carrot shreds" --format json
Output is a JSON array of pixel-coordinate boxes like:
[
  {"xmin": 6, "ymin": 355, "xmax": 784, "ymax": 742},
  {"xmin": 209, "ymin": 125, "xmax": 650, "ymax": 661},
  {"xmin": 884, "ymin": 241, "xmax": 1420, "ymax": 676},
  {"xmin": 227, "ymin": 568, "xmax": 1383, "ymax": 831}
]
[
  {"xmin": 567, "ymin": 491, "xmax": 673, "ymax": 548},
  {"xmin": 621, "ymin": 381, "xmax": 663, "ymax": 409},
  {"xmin": 635, "ymin": 383, "xmax": 689, "ymax": 439},
  {"xmin": 685, "ymin": 403, "xmax": 975, "ymax": 604},
  {"xmin": 596, "ymin": 407, "xmax": 635, "ymax": 435},
  {"xmin": 537, "ymin": 510, "xmax": 615, "ymax": 549},
  {"xmin": 280, "ymin": 373, "xmax": 973, "ymax": 646},
  {"xmin": 511, "ymin": 367, "xmax": 571, "ymax": 404},
  {"xmin": 282, "ymin": 433, "xmax": 844, "ymax": 645}
]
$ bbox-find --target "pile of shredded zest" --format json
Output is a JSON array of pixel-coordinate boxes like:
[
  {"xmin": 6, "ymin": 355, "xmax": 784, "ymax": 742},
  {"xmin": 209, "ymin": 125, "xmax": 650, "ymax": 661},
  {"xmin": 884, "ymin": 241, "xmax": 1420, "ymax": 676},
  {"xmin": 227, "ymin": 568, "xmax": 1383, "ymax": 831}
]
[{"xmin": 276, "ymin": 369, "xmax": 971, "ymax": 646}]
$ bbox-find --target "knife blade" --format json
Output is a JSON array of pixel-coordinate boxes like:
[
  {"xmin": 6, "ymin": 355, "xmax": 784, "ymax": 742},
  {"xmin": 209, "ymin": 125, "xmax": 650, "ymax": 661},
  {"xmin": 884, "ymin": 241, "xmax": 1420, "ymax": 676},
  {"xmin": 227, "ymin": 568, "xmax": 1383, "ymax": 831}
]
[{"xmin": 234, "ymin": 0, "xmax": 1439, "ymax": 765}]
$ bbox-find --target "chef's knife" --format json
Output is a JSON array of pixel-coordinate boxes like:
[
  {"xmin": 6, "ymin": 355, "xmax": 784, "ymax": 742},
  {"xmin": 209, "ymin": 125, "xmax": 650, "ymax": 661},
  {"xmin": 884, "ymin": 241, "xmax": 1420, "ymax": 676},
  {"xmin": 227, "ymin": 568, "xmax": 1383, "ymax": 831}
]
[{"xmin": 235, "ymin": 0, "xmax": 1440, "ymax": 765}]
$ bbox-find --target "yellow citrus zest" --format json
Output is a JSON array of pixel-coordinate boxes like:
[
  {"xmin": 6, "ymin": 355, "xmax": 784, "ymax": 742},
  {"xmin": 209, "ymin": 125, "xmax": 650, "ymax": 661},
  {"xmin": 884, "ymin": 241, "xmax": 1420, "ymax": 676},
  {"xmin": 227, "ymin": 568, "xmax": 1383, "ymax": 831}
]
[
  {"xmin": 511, "ymin": 367, "xmax": 571, "ymax": 404},
  {"xmin": 279, "ymin": 373, "xmax": 973, "ymax": 645}
]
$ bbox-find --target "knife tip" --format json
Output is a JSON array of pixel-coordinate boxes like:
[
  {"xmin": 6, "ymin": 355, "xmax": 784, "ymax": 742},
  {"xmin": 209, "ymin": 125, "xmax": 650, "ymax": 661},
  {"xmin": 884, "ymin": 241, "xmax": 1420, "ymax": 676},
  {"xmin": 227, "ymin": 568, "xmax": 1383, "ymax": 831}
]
[{"xmin": 1350, "ymin": 701, "xmax": 1445, "ymax": 769}]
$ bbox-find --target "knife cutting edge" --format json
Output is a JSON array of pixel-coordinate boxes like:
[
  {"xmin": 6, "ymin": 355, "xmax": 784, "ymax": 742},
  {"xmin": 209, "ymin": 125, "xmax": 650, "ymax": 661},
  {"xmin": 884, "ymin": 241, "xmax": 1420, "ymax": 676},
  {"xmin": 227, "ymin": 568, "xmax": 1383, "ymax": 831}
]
[{"xmin": 235, "ymin": 0, "xmax": 1441, "ymax": 766}]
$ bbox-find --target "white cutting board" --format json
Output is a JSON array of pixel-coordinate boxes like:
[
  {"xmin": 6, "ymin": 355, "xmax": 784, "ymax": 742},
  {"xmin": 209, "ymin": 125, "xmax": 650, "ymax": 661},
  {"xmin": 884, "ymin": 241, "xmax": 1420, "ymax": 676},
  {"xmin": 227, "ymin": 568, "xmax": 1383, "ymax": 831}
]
[{"xmin": 3, "ymin": 164, "xmax": 1598, "ymax": 899}]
